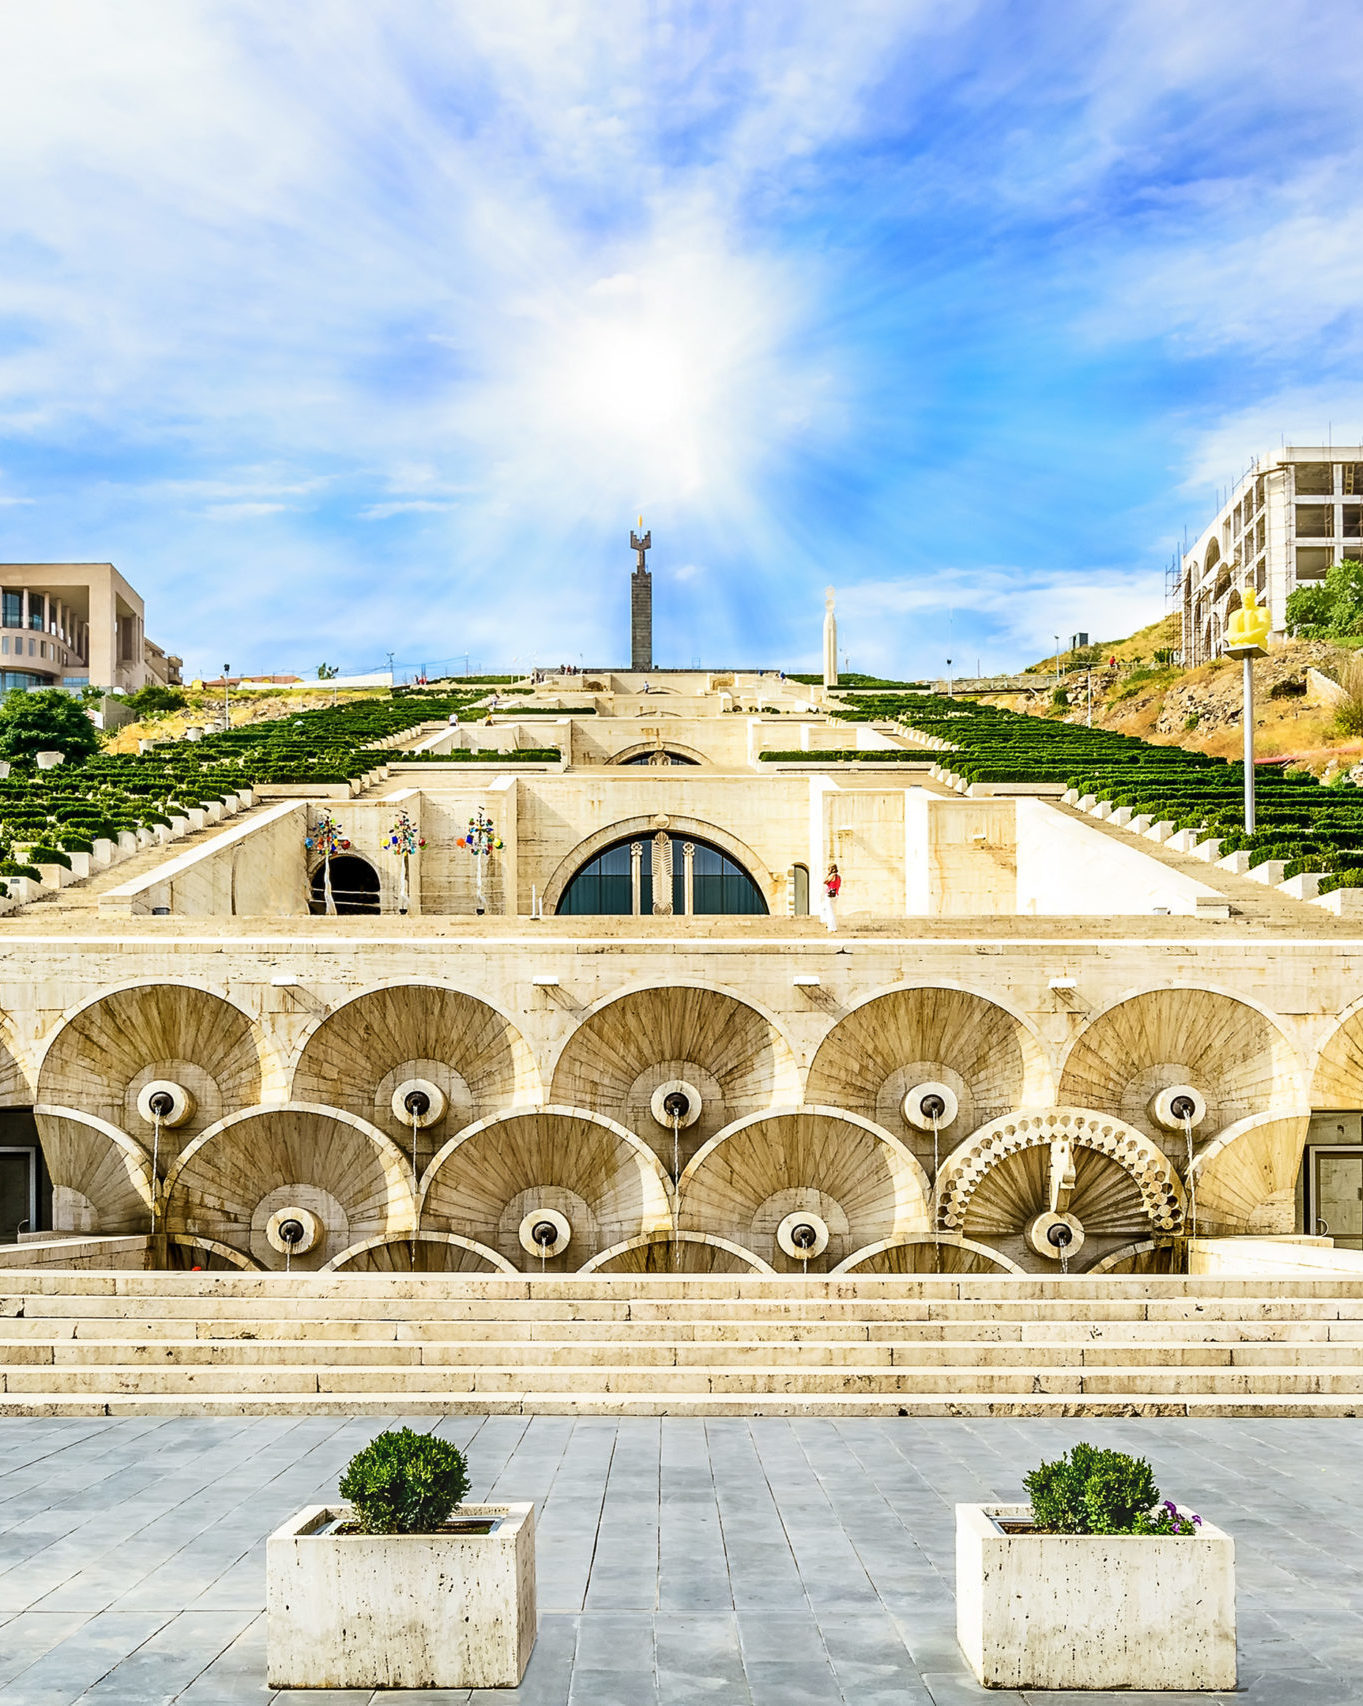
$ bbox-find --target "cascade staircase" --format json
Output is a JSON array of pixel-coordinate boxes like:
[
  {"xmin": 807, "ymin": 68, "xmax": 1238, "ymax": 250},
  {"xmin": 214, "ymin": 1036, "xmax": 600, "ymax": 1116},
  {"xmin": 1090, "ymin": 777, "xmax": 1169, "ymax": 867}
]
[{"xmin": 3, "ymin": 1272, "xmax": 1363, "ymax": 1417}]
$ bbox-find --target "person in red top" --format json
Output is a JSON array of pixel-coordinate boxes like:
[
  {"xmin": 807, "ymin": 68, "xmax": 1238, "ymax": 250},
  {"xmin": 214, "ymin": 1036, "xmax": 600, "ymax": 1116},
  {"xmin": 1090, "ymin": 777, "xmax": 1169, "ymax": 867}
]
[{"xmin": 819, "ymin": 863, "xmax": 841, "ymax": 932}]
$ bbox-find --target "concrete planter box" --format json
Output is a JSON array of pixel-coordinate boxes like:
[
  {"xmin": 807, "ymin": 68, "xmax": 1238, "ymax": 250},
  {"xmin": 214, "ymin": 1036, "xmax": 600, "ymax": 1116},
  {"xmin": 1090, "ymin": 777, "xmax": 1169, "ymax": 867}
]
[
  {"xmin": 1314, "ymin": 886, "xmax": 1363, "ymax": 916},
  {"xmin": 1279, "ymin": 871, "xmax": 1326, "ymax": 900},
  {"xmin": 956, "ymin": 1503, "xmax": 1235, "ymax": 1691},
  {"xmin": 267, "ymin": 1501, "xmax": 535, "ymax": 1690}
]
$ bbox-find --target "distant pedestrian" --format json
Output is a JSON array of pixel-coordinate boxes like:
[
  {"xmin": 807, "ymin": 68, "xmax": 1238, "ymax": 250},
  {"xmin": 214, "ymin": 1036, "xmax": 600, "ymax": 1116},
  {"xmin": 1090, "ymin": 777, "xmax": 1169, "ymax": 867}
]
[{"xmin": 819, "ymin": 863, "xmax": 841, "ymax": 932}]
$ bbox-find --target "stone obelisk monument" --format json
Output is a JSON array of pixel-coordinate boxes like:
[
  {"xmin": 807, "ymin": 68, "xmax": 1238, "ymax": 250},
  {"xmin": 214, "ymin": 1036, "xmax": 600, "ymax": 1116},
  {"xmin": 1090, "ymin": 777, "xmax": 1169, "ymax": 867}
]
[
  {"xmin": 822, "ymin": 586, "xmax": 838, "ymax": 687},
  {"xmin": 630, "ymin": 518, "xmax": 653, "ymax": 671}
]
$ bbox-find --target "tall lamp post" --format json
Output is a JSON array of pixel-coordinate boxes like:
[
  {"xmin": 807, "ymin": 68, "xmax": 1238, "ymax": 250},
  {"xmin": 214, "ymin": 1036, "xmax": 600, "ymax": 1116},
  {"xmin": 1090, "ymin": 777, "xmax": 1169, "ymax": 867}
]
[
  {"xmin": 1224, "ymin": 585, "xmax": 1271, "ymax": 834},
  {"xmin": 222, "ymin": 665, "xmax": 230, "ymax": 732}
]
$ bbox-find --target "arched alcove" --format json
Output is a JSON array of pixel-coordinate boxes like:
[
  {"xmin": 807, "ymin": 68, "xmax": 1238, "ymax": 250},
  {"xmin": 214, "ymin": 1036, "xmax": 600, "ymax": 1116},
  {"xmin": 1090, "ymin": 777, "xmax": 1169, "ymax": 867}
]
[{"xmin": 310, "ymin": 855, "xmax": 381, "ymax": 916}]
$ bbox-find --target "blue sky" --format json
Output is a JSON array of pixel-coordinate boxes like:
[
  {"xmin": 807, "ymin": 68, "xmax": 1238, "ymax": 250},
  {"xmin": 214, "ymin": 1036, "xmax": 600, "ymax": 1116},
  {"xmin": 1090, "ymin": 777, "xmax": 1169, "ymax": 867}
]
[{"xmin": 1, "ymin": 2, "xmax": 1362, "ymax": 680}]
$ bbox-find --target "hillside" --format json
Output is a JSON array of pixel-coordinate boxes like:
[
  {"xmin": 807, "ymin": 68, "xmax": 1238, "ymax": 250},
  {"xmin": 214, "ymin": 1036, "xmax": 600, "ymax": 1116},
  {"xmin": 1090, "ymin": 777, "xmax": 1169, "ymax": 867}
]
[{"xmin": 1007, "ymin": 616, "xmax": 1363, "ymax": 776}]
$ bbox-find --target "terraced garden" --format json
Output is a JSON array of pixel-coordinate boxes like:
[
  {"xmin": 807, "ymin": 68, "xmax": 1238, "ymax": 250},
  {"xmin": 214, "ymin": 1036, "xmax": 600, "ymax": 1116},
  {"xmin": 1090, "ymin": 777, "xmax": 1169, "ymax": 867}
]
[
  {"xmin": 0, "ymin": 690, "xmax": 543, "ymax": 884},
  {"xmin": 835, "ymin": 691, "xmax": 1363, "ymax": 895}
]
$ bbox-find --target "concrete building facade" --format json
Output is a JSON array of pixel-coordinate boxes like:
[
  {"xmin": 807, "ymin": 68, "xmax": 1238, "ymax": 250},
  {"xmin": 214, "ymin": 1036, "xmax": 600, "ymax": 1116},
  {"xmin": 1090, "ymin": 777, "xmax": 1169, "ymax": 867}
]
[
  {"xmin": 0, "ymin": 670, "xmax": 1359, "ymax": 1291},
  {"xmin": 1179, "ymin": 447, "xmax": 1363, "ymax": 666},
  {"xmin": 0, "ymin": 562, "xmax": 182, "ymax": 692}
]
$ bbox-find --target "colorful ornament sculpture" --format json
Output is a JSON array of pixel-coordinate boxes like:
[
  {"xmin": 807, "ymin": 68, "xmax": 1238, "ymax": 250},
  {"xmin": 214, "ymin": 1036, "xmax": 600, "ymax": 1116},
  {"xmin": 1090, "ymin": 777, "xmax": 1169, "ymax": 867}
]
[
  {"xmin": 304, "ymin": 810, "xmax": 348, "ymax": 915},
  {"xmin": 384, "ymin": 809, "xmax": 425, "ymax": 915},
  {"xmin": 459, "ymin": 807, "xmax": 503, "ymax": 913}
]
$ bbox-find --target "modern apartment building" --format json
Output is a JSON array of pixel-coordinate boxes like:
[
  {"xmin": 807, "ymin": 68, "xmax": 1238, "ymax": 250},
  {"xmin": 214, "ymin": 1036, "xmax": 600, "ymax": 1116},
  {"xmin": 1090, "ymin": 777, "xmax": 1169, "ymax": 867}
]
[
  {"xmin": 0, "ymin": 563, "xmax": 181, "ymax": 693},
  {"xmin": 1179, "ymin": 446, "xmax": 1363, "ymax": 666}
]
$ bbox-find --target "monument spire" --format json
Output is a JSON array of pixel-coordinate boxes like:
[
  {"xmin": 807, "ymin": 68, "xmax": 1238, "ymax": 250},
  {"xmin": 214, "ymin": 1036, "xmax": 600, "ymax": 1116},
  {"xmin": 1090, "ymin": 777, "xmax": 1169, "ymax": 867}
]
[
  {"xmin": 630, "ymin": 516, "xmax": 653, "ymax": 671},
  {"xmin": 822, "ymin": 585, "xmax": 838, "ymax": 687}
]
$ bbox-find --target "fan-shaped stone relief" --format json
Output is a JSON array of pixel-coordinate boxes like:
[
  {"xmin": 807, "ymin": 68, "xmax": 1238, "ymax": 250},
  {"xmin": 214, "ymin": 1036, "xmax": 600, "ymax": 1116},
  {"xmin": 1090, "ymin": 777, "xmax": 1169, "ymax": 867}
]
[
  {"xmin": 37, "ymin": 984, "xmax": 266, "ymax": 1168},
  {"xmin": 1310, "ymin": 1003, "xmax": 1363, "ymax": 1110},
  {"xmin": 31, "ymin": 1107, "xmax": 154, "ymax": 1236},
  {"xmin": 677, "ymin": 1106, "xmax": 930, "ymax": 1274},
  {"xmin": 805, "ymin": 986, "xmax": 1050, "ymax": 1177},
  {"xmin": 325, "ymin": 1231, "xmax": 517, "ymax": 1273},
  {"xmin": 419, "ymin": 1107, "xmax": 672, "ymax": 1273},
  {"xmin": 933, "ymin": 1107, "xmax": 1185, "ymax": 1273},
  {"xmin": 1089, "ymin": 1240, "xmax": 1181, "ymax": 1275},
  {"xmin": 1058, "ymin": 988, "xmax": 1301, "ymax": 1145},
  {"xmin": 291, "ymin": 984, "xmax": 539, "ymax": 1169},
  {"xmin": 832, "ymin": 1234, "xmax": 1021, "ymax": 1275},
  {"xmin": 549, "ymin": 986, "xmax": 799, "ymax": 1174},
  {"xmin": 1188, "ymin": 1113, "xmax": 1310, "ymax": 1237},
  {"xmin": 163, "ymin": 1103, "xmax": 414, "ymax": 1271},
  {"xmin": 0, "ymin": 1016, "xmax": 29, "ymax": 1108},
  {"xmin": 581, "ymin": 1231, "xmax": 773, "ymax": 1274}
]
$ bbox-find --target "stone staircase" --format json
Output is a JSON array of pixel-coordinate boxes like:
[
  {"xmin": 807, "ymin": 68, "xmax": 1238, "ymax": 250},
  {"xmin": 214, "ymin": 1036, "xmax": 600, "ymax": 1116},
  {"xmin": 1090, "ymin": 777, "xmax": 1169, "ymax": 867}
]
[{"xmin": 4, "ymin": 1272, "xmax": 1363, "ymax": 1416}]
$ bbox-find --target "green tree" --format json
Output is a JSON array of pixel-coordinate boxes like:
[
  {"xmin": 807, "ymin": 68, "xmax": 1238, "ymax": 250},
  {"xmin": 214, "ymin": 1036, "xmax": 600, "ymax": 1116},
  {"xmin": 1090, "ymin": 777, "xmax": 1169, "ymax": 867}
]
[
  {"xmin": 1285, "ymin": 558, "xmax": 1363, "ymax": 637},
  {"xmin": 317, "ymin": 662, "xmax": 339, "ymax": 680},
  {"xmin": 122, "ymin": 684, "xmax": 186, "ymax": 716},
  {"xmin": 0, "ymin": 690, "xmax": 100, "ymax": 763}
]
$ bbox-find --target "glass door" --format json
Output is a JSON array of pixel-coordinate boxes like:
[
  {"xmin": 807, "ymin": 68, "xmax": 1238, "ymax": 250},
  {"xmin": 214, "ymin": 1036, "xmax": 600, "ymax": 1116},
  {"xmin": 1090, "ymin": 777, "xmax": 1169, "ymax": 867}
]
[{"xmin": 1312, "ymin": 1147, "xmax": 1363, "ymax": 1250}]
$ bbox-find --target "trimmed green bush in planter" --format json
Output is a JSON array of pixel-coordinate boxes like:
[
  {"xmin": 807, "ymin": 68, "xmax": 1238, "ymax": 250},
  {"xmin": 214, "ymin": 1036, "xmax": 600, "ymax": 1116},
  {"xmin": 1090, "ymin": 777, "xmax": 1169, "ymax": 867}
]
[
  {"xmin": 1024, "ymin": 1441, "xmax": 1199, "ymax": 1536},
  {"xmin": 338, "ymin": 1427, "xmax": 471, "ymax": 1534}
]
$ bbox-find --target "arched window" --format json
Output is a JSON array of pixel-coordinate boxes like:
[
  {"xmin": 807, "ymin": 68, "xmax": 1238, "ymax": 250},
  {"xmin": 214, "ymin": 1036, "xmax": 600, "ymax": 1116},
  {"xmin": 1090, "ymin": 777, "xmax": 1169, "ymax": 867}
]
[
  {"xmin": 310, "ymin": 854, "xmax": 381, "ymax": 916},
  {"xmin": 558, "ymin": 834, "xmax": 767, "ymax": 916},
  {"xmin": 619, "ymin": 750, "xmax": 700, "ymax": 766}
]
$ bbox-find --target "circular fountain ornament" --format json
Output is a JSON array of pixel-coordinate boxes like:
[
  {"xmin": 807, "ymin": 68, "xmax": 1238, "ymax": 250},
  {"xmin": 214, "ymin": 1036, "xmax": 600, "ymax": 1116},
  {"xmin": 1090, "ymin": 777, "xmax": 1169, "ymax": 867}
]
[
  {"xmin": 391, "ymin": 1078, "xmax": 447, "ymax": 1128},
  {"xmin": 776, "ymin": 1210, "xmax": 830, "ymax": 1260},
  {"xmin": 135, "ymin": 1080, "xmax": 196, "ymax": 1129},
  {"xmin": 1026, "ymin": 1210, "xmax": 1086, "ymax": 1261},
  {"xmin": 902, "ymin": 1081, "xmax": 959, "ymax": 1131},
  {"xmin": 518, "ymin": 1207, "xmax": 571, "ymax": 1259},
  {"xmin": 650, "ymin": 1080, "xmax": 703, "ymax": 1130},
  {"xmin": 1149, "ymin": 1085, "xmax": 1207, "ymax": 1132},
  {"xmin": 266, "ymin": 1206, "xmax": 322, "ymax": 1256}
]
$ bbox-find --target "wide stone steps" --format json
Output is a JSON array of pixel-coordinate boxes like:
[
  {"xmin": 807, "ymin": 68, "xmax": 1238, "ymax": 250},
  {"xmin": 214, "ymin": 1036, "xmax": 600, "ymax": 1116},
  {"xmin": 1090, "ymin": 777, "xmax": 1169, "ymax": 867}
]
[
  {"xmin": 6, "ymin": 1337, "xmax": 1363, "ymax": 1368},
  {"xmin": 4, "ymin": 1272, "xmax": 1363, "ymax": 1415},
  {"xmin": 7, "ymin": 1363, "xmax": 1363, "ymax": 1396}
]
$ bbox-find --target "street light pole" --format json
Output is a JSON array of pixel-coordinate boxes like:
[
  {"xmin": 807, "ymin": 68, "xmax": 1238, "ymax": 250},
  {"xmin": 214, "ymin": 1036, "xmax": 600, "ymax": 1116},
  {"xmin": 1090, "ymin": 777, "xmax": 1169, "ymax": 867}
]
[
  {"xmin": 222, "ymin": 665, "xmax": 230, "ymax": 732},
  {"xmin": 1242, "ymin": 655, "xmax": 1256, "ymax": 833},
  {"xmin": 1224, "ymin": 583, "xmax": 1270, "ymax": 838},
  {"xmin": 946, "ymin": 657, "xmax": 953, "ymax": 699},
  {"xmin": 1055, "ymin": 634, "xmax": 1062, "ymax": 694}
]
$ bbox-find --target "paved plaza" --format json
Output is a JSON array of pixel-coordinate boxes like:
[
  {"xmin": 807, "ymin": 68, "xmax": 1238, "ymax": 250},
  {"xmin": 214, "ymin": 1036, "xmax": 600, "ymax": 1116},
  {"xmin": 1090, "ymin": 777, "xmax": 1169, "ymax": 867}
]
[{"xmin": 0, "ymin": 1414, "xmax": 1358, "ymax": 1704}]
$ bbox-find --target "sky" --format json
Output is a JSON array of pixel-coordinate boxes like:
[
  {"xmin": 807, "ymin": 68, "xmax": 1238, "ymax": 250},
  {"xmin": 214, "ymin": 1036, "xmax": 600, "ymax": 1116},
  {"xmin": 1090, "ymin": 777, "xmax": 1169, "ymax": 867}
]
[{"xmin": 1, "ymin": 2, "xmax": 1362, "ymax": 681}]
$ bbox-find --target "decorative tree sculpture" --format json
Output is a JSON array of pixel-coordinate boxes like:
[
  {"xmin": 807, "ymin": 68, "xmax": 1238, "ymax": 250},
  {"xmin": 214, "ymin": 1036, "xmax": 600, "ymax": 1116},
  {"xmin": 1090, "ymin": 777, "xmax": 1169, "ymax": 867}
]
[
  {"xmin": 305, "ymin": 810, "xmax": 348, "ymax": 915},
  {"xmin": 384, "ymin": 809, "xmax": 424, "ymax": 915},
  {"xmin": 459, "ymin": 807, "xmax": 502, "ymax": 914}
]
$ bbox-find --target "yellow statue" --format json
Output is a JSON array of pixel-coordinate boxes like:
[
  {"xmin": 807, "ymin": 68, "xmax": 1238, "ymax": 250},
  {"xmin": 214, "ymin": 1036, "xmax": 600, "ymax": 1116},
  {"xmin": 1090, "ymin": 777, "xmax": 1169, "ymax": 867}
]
[{"xmin": 1225, "ymin": 583, "xmax": 1270, "ymax": 656}]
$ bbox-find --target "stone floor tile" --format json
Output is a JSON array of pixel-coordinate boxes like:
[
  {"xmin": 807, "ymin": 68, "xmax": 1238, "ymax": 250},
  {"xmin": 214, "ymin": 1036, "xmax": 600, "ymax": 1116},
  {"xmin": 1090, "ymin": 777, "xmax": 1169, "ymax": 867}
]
[
  {"xmin": 920, "ymin": 1670, "xmax": 1026, "ymax": 1704},
  {"xmin": 0, "ymin": 1610, "xmax": 172, "ymax": 1706},
  {"xmin": 742, "ymin": 1660, "xmax": 845, "ymax": 1706},
  {"xmin": 0, "ymin": 1614, "xmax": 91, "ymax": 1689}
]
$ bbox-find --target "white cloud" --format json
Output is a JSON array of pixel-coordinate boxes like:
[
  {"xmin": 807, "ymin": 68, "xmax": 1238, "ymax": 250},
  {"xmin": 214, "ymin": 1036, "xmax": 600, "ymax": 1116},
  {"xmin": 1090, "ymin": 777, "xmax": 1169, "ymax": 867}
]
[
  {"xmin": 360, "ymin": 500, "xmax": 457, "ymax": 520},
  {"xmin": 840, "ymin": 566, "xmax": 1167, "ymax": 668},
  {"xmin": 203, "ymin": 501, "xmax": 288, "ymax": 520}
]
